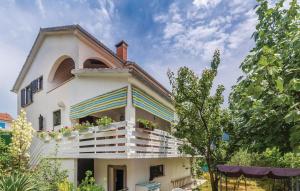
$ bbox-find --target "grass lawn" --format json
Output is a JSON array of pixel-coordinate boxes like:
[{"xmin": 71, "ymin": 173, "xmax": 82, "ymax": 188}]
[{"xmin": 199, "ymin": 174, "xmax": 267, "ymax": 191}]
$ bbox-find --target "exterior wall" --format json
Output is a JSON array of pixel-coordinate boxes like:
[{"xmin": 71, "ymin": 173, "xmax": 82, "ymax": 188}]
[
  {"xmin": 60, "ymin": 159, "xmax": 78, "ymax": 185},
  {"xmin": 94, "ymin": 157, "xmax": 191, "ymax": 191},
  {"xmin": 0, "ymin": 120, "xmax": 11, "ymax": 130},
  {"xmin": 17, "ymin": 34, "xmax": 129, "ymax": 131}
]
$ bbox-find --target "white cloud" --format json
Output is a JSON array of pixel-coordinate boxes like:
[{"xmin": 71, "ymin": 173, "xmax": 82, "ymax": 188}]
[
  {"xmin": 36, "ymin": 0, "xmax": 46, "ymax": 17},
  {"xmin": 193, "ymin": 0, "xmax": 221, "ymax": 8},
  {"xmin": 163, "ymin": 22, "xmax": 185, "ymax": 39},
  {"xmin": 0, "ymin": 0, "xmax": 118, "ymax": 117},
  {"xmin": 228, "ymin": 10, "xmax": 257, "ymax": 49},
  {"xmin": 151, "ymin": 0, "xmax": 257, "ymax": 105}
]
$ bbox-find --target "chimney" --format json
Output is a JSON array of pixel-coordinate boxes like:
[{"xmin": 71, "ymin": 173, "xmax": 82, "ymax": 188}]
[{"xmin": 115, "ymin": 40, "xmax": 128, "ymax": 61}]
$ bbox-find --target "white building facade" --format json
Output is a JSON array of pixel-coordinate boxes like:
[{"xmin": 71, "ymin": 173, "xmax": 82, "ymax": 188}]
[{"xmin": 12, "ymin": 25, "xmax": 192, "ymax": 191}]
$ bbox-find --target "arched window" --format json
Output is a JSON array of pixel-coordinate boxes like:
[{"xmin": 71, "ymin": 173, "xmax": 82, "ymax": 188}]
[
  {"xmin": 50, "ymin": 57, "xmax": 75, "ymax": 89},
  {"xmin": 83, "ymin": 59, "xmax": 109, "ymax": 69}
]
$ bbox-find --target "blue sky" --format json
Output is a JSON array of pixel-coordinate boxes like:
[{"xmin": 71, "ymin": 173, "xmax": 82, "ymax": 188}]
[{"xmin": 0, "ymin": 0, "xmax": 259, "ymax": 117}]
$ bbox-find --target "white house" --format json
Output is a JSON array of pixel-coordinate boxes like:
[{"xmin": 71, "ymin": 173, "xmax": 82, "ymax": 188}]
[
  {"xmin": 12, "ymin": 25, "xmax": 193, "ymax": 191},
  {"xmin": 0, "ymin": 113, "xmax": 13, "ymax": 130}
]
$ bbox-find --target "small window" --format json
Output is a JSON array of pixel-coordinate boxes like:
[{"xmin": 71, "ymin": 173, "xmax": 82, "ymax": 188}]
[
  {"xmin": 150, "ymin": 165, "xmax": 164, "ymax": 181},
  {"xmin": 39, "ymin": 115, "xmax": 44, "ymax": 131},
  {"xmin": 0, "ymin": 122, "xmax": 5, "ymax": 129},
  {"xmin": 25, "ymin": 85, "xmax": 33, "ymax": 105},
  {"xmin": 53, "ymin": 110, "xmax": 61, "ymax": 126},
  {"xmin": 37, "ymin": 76, "xmax": 43, "ymax": 91}
]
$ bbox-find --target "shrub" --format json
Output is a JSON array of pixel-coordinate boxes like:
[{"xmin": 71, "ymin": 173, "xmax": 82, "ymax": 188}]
[
  {"xmin": 49, "ymin": 131, "xmax": 60, "ymax": 139},
  {"xmin": 96, "ymin": 116, "xmax": 113, "ymax": 127},
  {"xmin": 137, "ymin": 118, "xmax": 156, "ymax": 130},
  {"xmin": 61, "ymin": 126, "xmax": 73, "ymax": 137},
  {"xmin": 38, "ymin": 132, "xmax": 49, "ymax": 140},
  {"xmin": 0, "ymin": 172, "xmax": 38, "ymax": 191},
  {"xmin": 228, "ymin": 149, "xmax": 255, "ymax": 166},
  {"xmin": 78, "ymin": 171, "xmax": 104, "ymax": 191},
  {"xmin": 58, "ymin": 179, "xmax": 74, "ymax": 191},
  {"xmin": 74, "ymin": 122, "xmax": 92, "ymax": 132},
  {"xmin": 0, "ymin": 138, "xmax": 12, "ymax": 178},
  {"xmin": 32, "ymin": 158, "xmax": 68, "ymax": 191}
]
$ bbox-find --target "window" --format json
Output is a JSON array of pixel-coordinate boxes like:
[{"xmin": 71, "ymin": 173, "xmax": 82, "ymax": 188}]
[
  {"xmin": 20, "ymin": 76, "xmax": 43, "ymax": 107},
  {"xmin": 0, "ymin": 122, "xmax": 5, "ymax": 129},
  {"xmin": 150, "ymin": 165, "xmax": 164, "ymax": 181},
  {"xmin": 26, "ymin": 85, "xmax": 32, "ymax": 105},
  {"xmin": 39, "ymin": 114, "xmax": 44, "ymax": 131},
  {"xmin": 53, "ymin": 110, "xmax": 61, "ymax": 126}
]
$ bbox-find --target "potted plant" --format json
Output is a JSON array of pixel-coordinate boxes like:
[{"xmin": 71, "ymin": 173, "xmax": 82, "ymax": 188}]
[
  {"xmin": 38, "ymin": 131, "xmax": 51, "ymax": 142},
  {"xmin": 75, "ymin": 122, "xmax": 94, "ymax": 134},
  {"xmin": 96, "ymin": 116, "xmax": 113, "ymax": 131},
  {"xmin": 61, "ymin": 126, "xmax": 73, "ymax": 137},
  {"xmin": 137, "ymin": 118, "xmax": 156, "ymax": 131}
]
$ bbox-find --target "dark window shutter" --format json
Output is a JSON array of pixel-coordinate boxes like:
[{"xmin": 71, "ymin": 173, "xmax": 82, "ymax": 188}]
[
  {"xmin": 21, "ymin": 89, "xmax": 25, "ymax": 107},
  {"xmin": 39, "ymin": 76, "xmax": 43, "ymax": 90},
  {"xmin": 39, "ymin": 115, "xmax": 44, "ymax": 131},
  {"xmin": 31, "ymin": 80, "xmax": 37, "ymax": 93},
  {"xmin": 30, "ymin": 86, "xmax": 33, "ymax": 103}
]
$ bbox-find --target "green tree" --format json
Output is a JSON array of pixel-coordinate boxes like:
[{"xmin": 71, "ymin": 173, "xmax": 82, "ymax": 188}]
[
  {"xmin": 0, "ymin": 138, "xmax": 12, "ymax": 177},
  {"xmin": 168, "ymin": 50, "xmax": 231, "ymax": 191},
  {"xmin": 230, "ymin": 0, "xmax": 300, "ymax": 152}
]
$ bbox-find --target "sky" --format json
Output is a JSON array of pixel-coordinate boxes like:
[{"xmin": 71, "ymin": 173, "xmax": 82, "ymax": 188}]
[{"xmin": 0, "ymin": 0, "xmax": 259, "ymax": 117}]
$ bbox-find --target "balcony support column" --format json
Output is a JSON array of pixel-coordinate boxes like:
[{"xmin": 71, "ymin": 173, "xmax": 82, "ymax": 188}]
[{"xmin": 125, "ymin": 84, "xmax": 135, "ymax": 123}]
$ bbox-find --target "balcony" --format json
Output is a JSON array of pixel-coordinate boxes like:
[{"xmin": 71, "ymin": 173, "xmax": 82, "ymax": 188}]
[{"xmin": 29, "ymin": 121, "xmax": 183, "ymax": 167}]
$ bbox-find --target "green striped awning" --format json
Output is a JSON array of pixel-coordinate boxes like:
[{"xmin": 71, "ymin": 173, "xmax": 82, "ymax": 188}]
[
  {"xmin": 70, "ymin": 87, "xmax": 127, "ymax": 119},
  {"xmin": 132, "ymin": 87, "xmax": 174, "ymax": 122}
]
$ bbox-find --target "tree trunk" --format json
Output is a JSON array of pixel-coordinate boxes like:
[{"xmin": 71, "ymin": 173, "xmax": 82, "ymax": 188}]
[{"xmin": 206, "ymin": 156, "xmax": 218, "ymax": 191}]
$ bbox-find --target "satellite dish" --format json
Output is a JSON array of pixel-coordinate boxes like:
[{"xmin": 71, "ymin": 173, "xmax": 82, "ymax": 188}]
[{"xmin": 57, "ymin": 101, "xmax": 65, "ymax": 108}]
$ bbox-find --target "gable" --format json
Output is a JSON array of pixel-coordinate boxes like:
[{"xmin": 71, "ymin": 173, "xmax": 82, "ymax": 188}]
[{"xmin": 12, "ymin": 25, "xmax": 124, "ymax": 93}]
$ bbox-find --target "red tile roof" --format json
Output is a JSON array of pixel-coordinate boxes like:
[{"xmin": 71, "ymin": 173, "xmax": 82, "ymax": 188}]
[{"xmin": 0, "ymin": 113, "xmax": 13, "ymax": 122}]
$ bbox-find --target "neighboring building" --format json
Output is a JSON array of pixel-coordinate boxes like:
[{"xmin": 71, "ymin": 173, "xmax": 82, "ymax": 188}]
[
  {"xmin": 0, "ymin": 113, "xmax": 13, "ymax": 130},
  {"xmin": 12, "ymin": 25, "xmax": 192, "ymax": 191}
]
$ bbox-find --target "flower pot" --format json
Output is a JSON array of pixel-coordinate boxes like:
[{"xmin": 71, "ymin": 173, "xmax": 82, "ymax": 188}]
[
  {"xmin": 44, "ymin": 136, "xmax": 51, "ymax": 142},
  {"xmin": 69, "ymin": 130, "xmax": 79, "ymax": 138},
  {"xmin": 55, "ymin": 134, "xmax": 62, "ymax": 141},
  {"xmin": 137, "ymin": 122, "xmax": 154, "ymax": 131},
  {"xmin": 97, "ymin": 125, "xmax": 110, "ymax": 131}
]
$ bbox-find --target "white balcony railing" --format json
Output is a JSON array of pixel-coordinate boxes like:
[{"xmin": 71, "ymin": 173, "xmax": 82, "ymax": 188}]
[{"xmin": 29, "ymin": 121, "xmax": 184, "ymax": 167}]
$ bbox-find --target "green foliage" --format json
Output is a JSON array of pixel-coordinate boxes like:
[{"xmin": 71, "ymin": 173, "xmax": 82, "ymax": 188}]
[
  {"xmin": 168, "ymin": 50, "xmax": 231, "ymax": 191},
  {"xmin": 37, "ymin": 132, "xmax": 49, "ymax": 140},
  {"xmin": 74, "ymin": 122, "xmax": 92, "ymax": 132},
  {"xmin": 228, "ymin": 149, "xmax": 256, "ymax": 166},
  {"xmin": 230, "ymin": 0, "xmax": 300, "ymax": 152},
  {"xmin": 0, "ymin": 172, "xmax": 38, "ymax": 191},
  {"xmin": 229, "ymin": 147, "xmax": 300, "ymax": 168},
  {"xmin": 32, "ymin": 158, "xmax": 68, "ymax": 191},
  {"xmin": 0, "ymin": 138, "xmax": 12, "ymax": 178},
  {"xmin": 77, "ymin": 171, "xmax": 104, "ymax": 191},
  {"xmin": 96, "ymin": 116, "xmax": 113, "ymax": 127},
  {"xmin": 0, "ymin": 130, "xmax": 12, "ymax": 144},
  {"xmin": 61, "ymin": 126, "xmax": 73, "ymax": 137},
  {"xmin": 48, "ymin": 131, "xmax": 60, "ymax": 139},
  {"xmin": 58, "ymin": 179, "xmax": 74, "ymax": 191},
  {"xmin": 137, "ymin": 118, "xmax": 157, "ymax": 130}
]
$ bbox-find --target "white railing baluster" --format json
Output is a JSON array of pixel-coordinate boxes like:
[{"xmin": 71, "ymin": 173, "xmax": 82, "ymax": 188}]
[{"xmin": 29, "ymin": 121, "xmax": 184, "ymax": 165}]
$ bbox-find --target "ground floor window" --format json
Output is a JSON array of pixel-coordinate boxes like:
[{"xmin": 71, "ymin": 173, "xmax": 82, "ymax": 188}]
[
  {"xmin": 53, "ymin": 110, "xmax": 61, "ymax": 126},
  {"xmin": 150, "ymin": 165, "xmax": 164, "ymax": 180}
]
